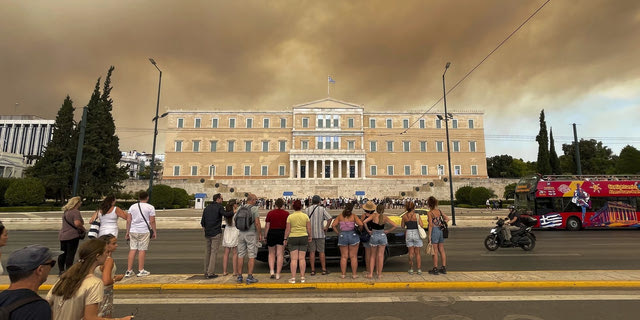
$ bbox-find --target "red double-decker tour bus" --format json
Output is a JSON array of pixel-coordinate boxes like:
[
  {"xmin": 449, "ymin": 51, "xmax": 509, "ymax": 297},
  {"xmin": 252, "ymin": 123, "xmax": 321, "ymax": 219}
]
[{"xmin": 514, "ymin": 175, "xmax": 640, "ymax": 231}]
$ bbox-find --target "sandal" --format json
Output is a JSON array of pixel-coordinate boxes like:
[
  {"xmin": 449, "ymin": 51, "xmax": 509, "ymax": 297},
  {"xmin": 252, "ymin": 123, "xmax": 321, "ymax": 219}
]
[
  {"xmin": 270, "ymin": 274, "xmax": 275, "ymax": 279},
  {"xmin": 310, "ymin": 270, "xmax": 316, "ymax": 276},
  {"xmin": 322, "ymin": 270, "xmax": 329, "ymax": 275},
  {"xmin": 275, "ymin": 274, "xmax": 280, "ymax": 280},
  {"xmin": 341, "ymin": 274, "xmax": 346, "ymax": 279},
  {"xmin": 222, "ymin": 272, "xmax": 229, "ymax": 276},
  {"xmin": 288, "ymin": 278, "xmax": 296, "ymax": 284},
  {"xmin": 300, "ymin": 277, "xmax": 306, "ymax": 283}
]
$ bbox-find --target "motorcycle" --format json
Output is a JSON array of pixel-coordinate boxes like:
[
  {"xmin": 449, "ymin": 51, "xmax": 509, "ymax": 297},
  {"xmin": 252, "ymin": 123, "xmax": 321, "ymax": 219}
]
[{"xmin": 484, "ymin": 216, "xmax": 537, "ymax": 251}]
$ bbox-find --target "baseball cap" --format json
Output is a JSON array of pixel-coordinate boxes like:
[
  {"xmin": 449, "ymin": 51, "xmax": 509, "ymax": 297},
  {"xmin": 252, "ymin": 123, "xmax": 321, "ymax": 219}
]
[{"xmin": 6, "ymin": 245, "xmax": 62, "ymax": 272}]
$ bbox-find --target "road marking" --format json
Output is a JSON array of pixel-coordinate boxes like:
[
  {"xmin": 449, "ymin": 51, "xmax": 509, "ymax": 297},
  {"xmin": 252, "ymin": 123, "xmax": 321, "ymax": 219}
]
[
  {"xmin": 114, "ymin": 294, "xmax": 640, "ymax": 305},
  {"xmin": 480, "ymin": 253, "xmax": 582, "ymax": 257}
]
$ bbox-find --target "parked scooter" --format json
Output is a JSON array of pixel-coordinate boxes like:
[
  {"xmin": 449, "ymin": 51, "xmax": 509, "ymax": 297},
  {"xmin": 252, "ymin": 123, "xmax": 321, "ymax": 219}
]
[{"xmin": 484, "ymin": 216, "xmax": 537, "ymax": 251}]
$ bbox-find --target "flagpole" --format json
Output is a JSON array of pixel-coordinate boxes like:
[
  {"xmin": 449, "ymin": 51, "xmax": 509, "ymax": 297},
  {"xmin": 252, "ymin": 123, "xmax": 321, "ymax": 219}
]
[{"xmin": 327, "ymin": 75, "xmax": 330, "ymax": 97}]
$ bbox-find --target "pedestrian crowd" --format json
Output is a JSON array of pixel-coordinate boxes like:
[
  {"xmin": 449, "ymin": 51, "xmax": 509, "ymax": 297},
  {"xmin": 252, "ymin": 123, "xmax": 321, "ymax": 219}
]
[{"xmin": 0, "ymin": 191, "xmax": 449, "ymax": 319}]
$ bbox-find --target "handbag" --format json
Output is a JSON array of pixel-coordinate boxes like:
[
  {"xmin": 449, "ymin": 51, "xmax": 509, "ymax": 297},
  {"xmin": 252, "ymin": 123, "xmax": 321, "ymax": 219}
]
[
  {"xmin": 64, "ymin": 212, "xmax": 86, "ymax": 240},
  {"xmin": 356, "ymin": 225, "xmax": 371, "ymax": 243},
  {"xmin": 138, "ymin": 202, "xmax": 155, "ymax": 238},
  {"xmin": 425, "ymin": 241, "xmax": 434, "ymax": 255},
  {"xmin": 416, "ymin": 213, "xmax": 427, "ymax": 240},
  {"xmin": 87, "ymin": 213, "xmax": 100, "ymax": 239},
  {"xmin": 440, "ymin": 215, "xmax": 449, "ymax": 239}
]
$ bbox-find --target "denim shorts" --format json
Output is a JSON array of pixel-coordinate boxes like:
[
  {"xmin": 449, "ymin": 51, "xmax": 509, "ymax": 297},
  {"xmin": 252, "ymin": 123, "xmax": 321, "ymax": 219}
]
[
  {"xmin": 431, "ymin": 227, "xmax": 445, "ymax": 244},
  {"xmin": 369, "ymin": 230, "xmax": 388, "ymax": 247},
  {"xmin": 338, "ymin": 231, "xmax": 360, "ymax": 246},
  {"xmin": 405, "ymin": 229, "xmax": 423, "ymax": 247}
]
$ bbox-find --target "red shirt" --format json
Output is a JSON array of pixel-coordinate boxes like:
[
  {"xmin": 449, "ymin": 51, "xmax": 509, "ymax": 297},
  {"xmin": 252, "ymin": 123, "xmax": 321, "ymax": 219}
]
[{"xmin": 265, "ymin": 209, "xmax": 289, "ymax": 230}]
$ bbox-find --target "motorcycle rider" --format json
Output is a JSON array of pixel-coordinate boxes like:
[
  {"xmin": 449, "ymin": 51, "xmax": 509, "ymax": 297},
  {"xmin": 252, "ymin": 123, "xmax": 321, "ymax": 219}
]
[{"xmin": 501, "ymin": 206, "xmax": 522, "ymax": 245}]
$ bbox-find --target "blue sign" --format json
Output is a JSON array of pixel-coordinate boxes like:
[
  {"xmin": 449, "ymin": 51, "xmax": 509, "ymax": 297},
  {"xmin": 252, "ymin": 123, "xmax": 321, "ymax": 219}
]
[
  {"xmin": 355, "ymin": 191, "xmax": 365, "ymax": 196},
  {"xmin": 283, "ymin": 191, "xmax": 294, "ymax": 196},
  {"xmin": 195, "ymin": 193, "xmax": 207, "ymax": 198}
]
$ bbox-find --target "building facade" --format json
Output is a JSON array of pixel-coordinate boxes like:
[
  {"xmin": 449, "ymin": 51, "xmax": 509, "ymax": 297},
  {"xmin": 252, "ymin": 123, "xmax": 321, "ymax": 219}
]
[
  {"xmin": 0, "ymin": 115, "xmax": 55, "ymax": 165},
  {"xmin": 163, "ymin": 98, "xmax": 487, "ymax": 181}
]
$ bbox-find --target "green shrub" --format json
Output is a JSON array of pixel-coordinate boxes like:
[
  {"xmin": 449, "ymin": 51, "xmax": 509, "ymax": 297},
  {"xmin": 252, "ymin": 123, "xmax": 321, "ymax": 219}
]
[
  {"xmin": 4, "ymin": 178, "xmax": 45, "ymax": 206},
  {"xmin": 469, "ymin": 187, "xmax": 496, "ymax": 206},
  {"xmin": 171, "ymin": 187, "xmax": 190, "ymax": 208},
  {"xmin": 149, "ymin": 184, "xmax": 173, "ymax": 209},
  {"xmin": 0, "ymin": 178, "xmax": 16, "ymax": 206},
  {"xmin": 455, "ymin": 186, "xmax": 473, "ymax": 205},
  {"xmin": 503, "ymin": 183, "xmax": 517, "ymax": 199}
]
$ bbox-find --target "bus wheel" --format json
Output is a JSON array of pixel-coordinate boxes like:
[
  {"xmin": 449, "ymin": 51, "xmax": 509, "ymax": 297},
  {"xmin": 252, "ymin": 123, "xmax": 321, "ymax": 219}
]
[
  {"xmin": 484, "ymin": 235, "xmax": 499, "ymax": 251},
  {"xmin": 566, "ymin": 217, "xmax": 582, "ymax": 231}
]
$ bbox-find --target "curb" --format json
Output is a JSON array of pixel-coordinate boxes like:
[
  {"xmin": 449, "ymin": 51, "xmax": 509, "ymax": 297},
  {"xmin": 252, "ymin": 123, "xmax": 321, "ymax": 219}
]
[{"xmin": 7, "ymin": 281, "xmax": 640, "ymax": 292}]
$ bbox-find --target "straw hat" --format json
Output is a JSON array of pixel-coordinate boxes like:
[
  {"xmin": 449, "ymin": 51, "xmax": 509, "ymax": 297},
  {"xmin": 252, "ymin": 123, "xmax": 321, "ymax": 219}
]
[{"xmin": 362, "ymin": 200, "xmax": 376, "ymax": 211}]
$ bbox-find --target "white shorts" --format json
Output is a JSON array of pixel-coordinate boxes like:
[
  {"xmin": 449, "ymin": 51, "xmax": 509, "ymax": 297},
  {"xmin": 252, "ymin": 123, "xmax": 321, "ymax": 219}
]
[{"xmin": 129, "ymin": 232, "xmax": 150, "ymax": 250}]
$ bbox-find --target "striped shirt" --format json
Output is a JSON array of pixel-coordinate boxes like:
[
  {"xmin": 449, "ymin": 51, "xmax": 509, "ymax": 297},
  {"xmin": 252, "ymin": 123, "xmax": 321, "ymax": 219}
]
[{"xmin": 305, "ymin": 204, "xmax": 332, "ymax": 238}]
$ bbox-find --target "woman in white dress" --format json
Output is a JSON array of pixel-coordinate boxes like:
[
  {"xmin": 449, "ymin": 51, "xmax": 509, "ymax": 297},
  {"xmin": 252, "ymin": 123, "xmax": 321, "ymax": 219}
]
[
  {"xmin": 221, "ymin": 199, "xmax": 239, "ymax": 276},
  {"xmin": 90, "ymin": 196, "xmax": 127, "ymax": 238}
]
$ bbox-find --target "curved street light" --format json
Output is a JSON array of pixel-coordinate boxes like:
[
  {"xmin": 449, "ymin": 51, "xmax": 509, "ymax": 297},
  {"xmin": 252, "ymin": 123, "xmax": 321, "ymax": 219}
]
[
  {"xmin": 442, "ymin": 62, "xmax": 456, "ymax": 226},
  {"xmin": 148, "ymin": 58, "xmax": 163, "ymax": 201}
]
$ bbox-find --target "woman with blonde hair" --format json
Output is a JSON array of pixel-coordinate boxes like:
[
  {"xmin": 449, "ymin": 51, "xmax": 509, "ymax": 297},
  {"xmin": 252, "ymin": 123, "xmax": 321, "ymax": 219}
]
[
  {"xmin": 94, "ymin": 234, "xmax": 124, "ymax": 317},
  {"xmin": 59, "ymin": 196, "xmax": 86, "ymax": 275},
  {"xmin": 362, "ymin": 203, "xmax": 398, "ymax": 279},
  {"xmin": 283, "ymin": 200, "xmax": 311, "ymax": 283},
  {"xmin": 401, "ymin": 201, "xmax": 424, "ymax": 275},
  {"xmin": 427, "ymin": 196, "xmax": 449, "ymax": 275},
  {"xmin": 331, "ymin": 203, "xmax": 364, "ymax": 279},
  {"xmin": 90, "ymin": 195, "xmax": 128, "ymax": 238},
  {"xmin": 47, "ymin": 239, "xmax": 133, "ymax": 320}
]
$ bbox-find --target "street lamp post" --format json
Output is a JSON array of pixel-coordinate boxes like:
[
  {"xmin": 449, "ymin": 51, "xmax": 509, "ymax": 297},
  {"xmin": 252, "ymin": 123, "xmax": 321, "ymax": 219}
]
[
  {"xmin": 442, "ymin": 62, "xmax": 456, "ymax": 226},
  {"xmin": 148, "ymin": 58, "xmax": 162, "ymax": 201}
]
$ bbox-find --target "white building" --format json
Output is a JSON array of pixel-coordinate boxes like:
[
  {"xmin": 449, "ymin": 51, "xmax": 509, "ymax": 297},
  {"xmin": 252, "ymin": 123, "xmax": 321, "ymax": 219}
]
[{"xmin": 0, "ymin": 115, "xmax": 55, "ymax": 165}]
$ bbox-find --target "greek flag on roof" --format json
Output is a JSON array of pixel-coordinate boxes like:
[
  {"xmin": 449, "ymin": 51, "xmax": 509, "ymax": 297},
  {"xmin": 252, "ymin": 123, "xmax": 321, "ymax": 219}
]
[{"xmin": 328, "ymin": 76, "xmax": 336, "ymax": 83}]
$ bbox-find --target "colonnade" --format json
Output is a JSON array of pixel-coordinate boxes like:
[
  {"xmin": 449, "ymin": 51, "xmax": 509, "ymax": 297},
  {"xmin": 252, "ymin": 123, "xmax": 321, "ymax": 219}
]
[{"xmin": 289, "ymin": 158, "xmax": 365, "ymax": 179}]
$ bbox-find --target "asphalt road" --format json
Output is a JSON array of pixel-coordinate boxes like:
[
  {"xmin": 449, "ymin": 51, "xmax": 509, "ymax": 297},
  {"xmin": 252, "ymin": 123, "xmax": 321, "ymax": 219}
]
[
  {"xmin": 110, "ymin": 291, "xmax": 639, "ymax": 320},
  {"xmin": 3, "ymin": 229, "xmax": 639, "ymax": 275}
]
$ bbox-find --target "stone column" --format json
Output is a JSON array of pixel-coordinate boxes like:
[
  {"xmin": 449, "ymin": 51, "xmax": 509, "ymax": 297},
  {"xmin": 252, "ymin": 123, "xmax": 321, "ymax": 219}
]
[
  {"xmin": 321, "ymin": 159, "xmax": 326, "ymax": 179},
  {"xmin": 338, "ymin": 160, "xmax": 342, "ymax": 178},
  {"xmin": 312, "ymin": 159, "xmax": 316, "ymax": 179},
  {"xmin": 330, "ymin": 159, "xmax": 334, "ymax": 179},
  {"xmin": 361, "ymin": 159, "xmax": 366, "ymax": 179},
  {"xmin": 297, "ymin": 160, "xmax": 301, "ymax": 179},
  {"xmin": 290, "ymin": 160, "xmax": 294, "ymax": 179},
  {"xmin": 354, "ymin": 160, "xmax": 359, "ymax": 179}
]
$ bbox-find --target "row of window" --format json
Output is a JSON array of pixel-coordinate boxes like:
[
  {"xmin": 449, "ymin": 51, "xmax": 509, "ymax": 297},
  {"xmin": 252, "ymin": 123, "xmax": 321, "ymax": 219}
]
[
  {"xmin": 174, "ymin": 139, "xmax": 478, "ymax": 153},
  {"xmin": 173, "ymin": 164, "xmax": 480, "ymax": 176},
  {"xmin": 176, "ymin": 117, "xmax": 476, "ymax": 130}
]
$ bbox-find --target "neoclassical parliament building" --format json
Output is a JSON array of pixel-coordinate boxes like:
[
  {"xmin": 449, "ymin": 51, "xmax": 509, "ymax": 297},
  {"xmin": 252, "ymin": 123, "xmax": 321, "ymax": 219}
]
[{"xmin": 162, "ymin": 98, "xmax": 487, "ymax": 192}]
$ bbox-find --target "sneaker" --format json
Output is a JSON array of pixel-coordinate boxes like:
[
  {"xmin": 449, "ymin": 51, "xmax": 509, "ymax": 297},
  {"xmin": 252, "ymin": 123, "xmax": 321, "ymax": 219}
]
[
  {"xmin": 206, "ymin": 274, "xmax": 219, "ymax": 279},
  {"xmin": 428, "ymin": 267, "xmax": 439, "ymax": 275},
  {"xmin": 124, "ymin": 270, "xmax": 134, "ymax": 278},
  {"xmin": 236, "ymin": 275, "xmax": 243, "ymax": 283},
  {"xmin": 408, "ymin": 269, "xmax": 414, "ymax": 275},
  {"xmin": 416, "ymin": 269, "xmax": 422, "ymax": 275},
  {"xmin": 246, "ymin": 275, "xmax": 258, "ymax": 284},
  {"xmin": 137, "ymin": 269, "xmax": 150, "ymax": 277},
  {"xmin": 440, "ymin": 266, "xmax": 447, "ymax": 274}
]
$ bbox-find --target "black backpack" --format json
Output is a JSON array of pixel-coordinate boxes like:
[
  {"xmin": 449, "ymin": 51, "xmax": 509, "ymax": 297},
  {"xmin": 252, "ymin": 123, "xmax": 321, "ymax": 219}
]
[
  {"xmin": 234, "ymin": 205, "xmax": 254, "ymax": 231},
  {"xmin": 0, "ymin": 295, "xmax": 43, "ymax": 320}
]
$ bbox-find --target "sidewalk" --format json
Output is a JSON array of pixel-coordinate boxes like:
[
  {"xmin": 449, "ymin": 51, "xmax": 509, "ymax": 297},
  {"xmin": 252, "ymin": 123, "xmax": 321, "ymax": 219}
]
[{"xmin": 3, "ymin": 270, "xmax": 640, "ymax": 292}]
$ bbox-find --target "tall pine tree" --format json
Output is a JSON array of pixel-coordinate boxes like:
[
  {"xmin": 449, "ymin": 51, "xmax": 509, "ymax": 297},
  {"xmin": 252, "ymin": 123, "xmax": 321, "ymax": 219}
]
[
  {"xmin": 536, "ymin": 109, "xmax": 552, "ymax": 175},
  {"xmin": 26, "ymin": 96, "xmax": 77, "ymax": 202},
  {"xmin": 77, "ymin": 66, "xmax": 128, "ymax": 200},
  {"xmin": 549, "ymin": 127, "xmax": 561, "ymax": 175}
]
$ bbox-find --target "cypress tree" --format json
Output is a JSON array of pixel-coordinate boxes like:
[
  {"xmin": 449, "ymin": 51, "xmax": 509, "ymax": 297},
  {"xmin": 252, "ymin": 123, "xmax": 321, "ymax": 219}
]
[
  {"xmin": 77, "ymin": 67, "xmax": 128, "ymax": 200},
  {"xmin": 26, "ymin": 96, "xmax": 77, "ymax": 202},
  {"xmin": 536, "ymin": 109, "xmax": 552, "ymax": 175},
  {"xmin": 549, "ymin": 127, "xmax": 561, "ymax": 175}
]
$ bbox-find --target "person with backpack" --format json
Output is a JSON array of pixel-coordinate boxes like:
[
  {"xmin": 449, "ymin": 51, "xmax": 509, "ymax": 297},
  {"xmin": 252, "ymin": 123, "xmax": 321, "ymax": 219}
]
[
  {"xmin": 305, "ymin": 195, "xmax": 332, "ymax": 276},
  {"xmin": 0, "ymin": 245, "xmax": 60, "ymax": 320},
  {"xmin": 235, "ymin": 193, "xmax": 262, "ymax": 284}
]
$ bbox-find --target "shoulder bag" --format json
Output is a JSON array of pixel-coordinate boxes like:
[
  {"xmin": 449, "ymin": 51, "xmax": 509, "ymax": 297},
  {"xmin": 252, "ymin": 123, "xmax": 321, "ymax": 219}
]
[
  {"xmin": 64, "ymin": 212, "xmax": 86, "ymax": 240},
  {"xmin": 137, "ymin": 202, "xmax": 155, "ymax": 238},
  {"xmin": 87, "ymin": 212, "xmax": 101, "ymax": 239},
  {"xmin": 425, "ymin": 241, "xmax": 435, "ymax": 255},
  {"xmin": 416, "ymin": 213, "xmax": 427, "ymax": 240},
  {"xmin": 439, "ymin": 213, "xmax": 449, "ymax": 239}
]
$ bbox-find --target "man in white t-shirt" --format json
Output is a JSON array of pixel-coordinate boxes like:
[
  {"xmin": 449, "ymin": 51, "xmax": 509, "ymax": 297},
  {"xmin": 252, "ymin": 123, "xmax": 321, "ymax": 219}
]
[{"xmin": 125, "ymin": 191, "xmax": 157, "ymax": 277}]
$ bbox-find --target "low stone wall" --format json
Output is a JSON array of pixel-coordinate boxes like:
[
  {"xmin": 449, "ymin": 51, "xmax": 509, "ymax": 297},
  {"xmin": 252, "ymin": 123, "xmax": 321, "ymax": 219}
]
[{"xmin": 124, "ymin": 177, "xmax": 518, "ymax": 200}]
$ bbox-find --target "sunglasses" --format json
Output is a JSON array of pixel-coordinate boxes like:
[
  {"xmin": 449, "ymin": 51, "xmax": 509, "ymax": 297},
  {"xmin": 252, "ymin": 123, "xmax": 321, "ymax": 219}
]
[
  {"xmin": 41, "ymin": 260, "xmax": 56, "ymax": 268},
  {"xmin": 364, "ymin": 210, "xmax": 375, "ymax": 214}
]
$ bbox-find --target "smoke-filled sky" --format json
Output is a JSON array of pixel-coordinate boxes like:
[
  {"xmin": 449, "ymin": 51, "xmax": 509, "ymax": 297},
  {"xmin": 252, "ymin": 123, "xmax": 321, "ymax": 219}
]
[{"xmin": 2, "ymin": 0, "xmax": 639, "ymax": 161}]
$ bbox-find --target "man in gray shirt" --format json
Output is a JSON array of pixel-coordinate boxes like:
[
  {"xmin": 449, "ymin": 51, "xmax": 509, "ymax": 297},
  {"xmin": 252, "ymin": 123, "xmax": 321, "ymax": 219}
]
[{"xmin": 306, "ymin": 195, "xmax": 332, "ymax": 275}]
